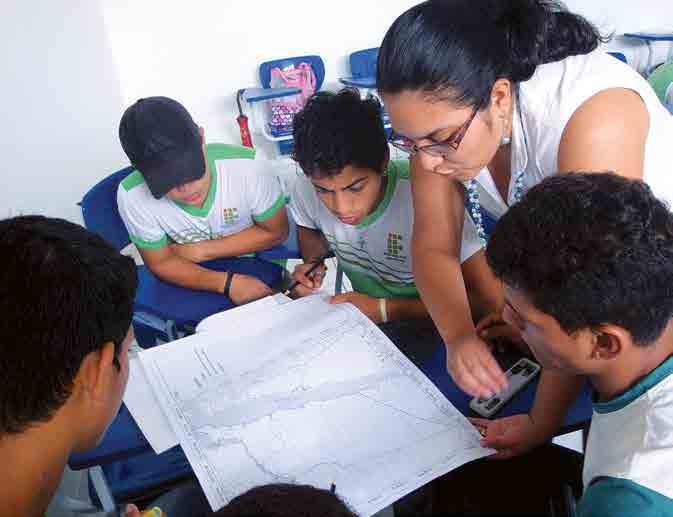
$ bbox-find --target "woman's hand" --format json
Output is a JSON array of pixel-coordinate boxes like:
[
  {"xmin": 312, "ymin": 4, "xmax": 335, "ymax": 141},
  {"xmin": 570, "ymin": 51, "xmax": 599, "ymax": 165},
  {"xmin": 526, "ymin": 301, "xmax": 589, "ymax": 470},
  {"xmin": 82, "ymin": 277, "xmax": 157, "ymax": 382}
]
[{"xmin": 446, "ymin": 333, "xmax": 508, "ymax": 398}]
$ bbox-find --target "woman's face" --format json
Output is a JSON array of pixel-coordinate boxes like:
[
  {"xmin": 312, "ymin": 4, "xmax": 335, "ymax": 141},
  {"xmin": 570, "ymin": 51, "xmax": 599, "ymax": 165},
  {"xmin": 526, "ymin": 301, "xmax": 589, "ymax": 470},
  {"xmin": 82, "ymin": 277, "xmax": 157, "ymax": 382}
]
[{"xmin": 383, "ymin": 88, "xmax": 505, "ymax": 182}]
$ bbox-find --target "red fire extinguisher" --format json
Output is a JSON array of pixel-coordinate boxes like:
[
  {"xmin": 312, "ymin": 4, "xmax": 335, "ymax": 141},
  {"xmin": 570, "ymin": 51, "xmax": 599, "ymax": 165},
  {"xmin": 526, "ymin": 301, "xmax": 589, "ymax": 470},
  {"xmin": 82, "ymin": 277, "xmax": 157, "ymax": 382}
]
[{"xmin": 236, "ymin": 89, "xmax": 253, "ymax": 148}]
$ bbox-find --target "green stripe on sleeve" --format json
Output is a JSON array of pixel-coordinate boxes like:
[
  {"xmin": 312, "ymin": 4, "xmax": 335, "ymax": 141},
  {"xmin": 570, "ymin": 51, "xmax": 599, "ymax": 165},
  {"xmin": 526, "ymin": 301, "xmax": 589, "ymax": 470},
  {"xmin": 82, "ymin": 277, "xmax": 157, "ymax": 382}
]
[
  {"xmin": 129, "ymin": 233, "xmax": 169, "ymax": 249},
  {"xmin": 341, "ymin": 264, "xmax": 419, "ymax": 298},
  {"xmin": 253, "ymin": 192, "xmax": 286, "ymax": 222},
  {"xmin": 121, "ymin": 170, "xmax": 145, "ymax": 191}
]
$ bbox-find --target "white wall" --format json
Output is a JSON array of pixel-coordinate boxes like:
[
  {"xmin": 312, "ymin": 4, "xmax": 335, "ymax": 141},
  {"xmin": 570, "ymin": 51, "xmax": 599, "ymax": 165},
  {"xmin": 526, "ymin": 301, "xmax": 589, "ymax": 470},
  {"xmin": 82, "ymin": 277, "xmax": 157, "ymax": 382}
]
[
  {"xmin": 102, "ymin": 0, "xmax": 673, "ymax": 154},
  {"xmin": 564, "ymin": 1, "xmax": 673, "ymax": 70},
  {"xmin": 101, "ymin": 0, "xmax": 422, "ymax": 158},
  {"xmin": 2, "ymin": 1, "xmax": 672, "ymax": 222},
  {"xmin": 1, "ymin": 1, "xmax": 127, "ymax": 223}
]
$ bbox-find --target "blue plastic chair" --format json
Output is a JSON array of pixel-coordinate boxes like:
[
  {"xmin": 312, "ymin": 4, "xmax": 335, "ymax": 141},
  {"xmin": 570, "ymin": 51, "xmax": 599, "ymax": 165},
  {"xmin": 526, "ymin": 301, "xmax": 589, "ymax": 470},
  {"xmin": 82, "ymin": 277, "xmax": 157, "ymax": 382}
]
[
  {"xmin": 252, "ymin": 55, "xmax": 325, "ymax": 156},
  {"xmin": 79, "ymin": 143, "xmax": 292, "ymax": 342},
  {"xmin": 65, "ymin": 405, "xmax": 194, "ymax": 513},
  {"xmin": 338, "ymin": 48, "xmax": 391, "ymax": 136},
  {"xmin": 339, "ymin": 47, "xmax": 378, "ymax": 89},
  {"xmin": 608, "ymin": 51, "xmax": 628, "ymax": 64},
  {"xmin": 69, "ymin": 144, "xmax": 299, "ymax": 512}
]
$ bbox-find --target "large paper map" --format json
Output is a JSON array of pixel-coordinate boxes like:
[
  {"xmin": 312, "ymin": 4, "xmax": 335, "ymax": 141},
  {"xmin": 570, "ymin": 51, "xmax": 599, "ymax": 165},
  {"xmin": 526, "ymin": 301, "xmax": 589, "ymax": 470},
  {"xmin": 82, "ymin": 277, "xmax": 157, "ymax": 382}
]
[{"xmin": 139, "ymin": 296, "xmax": 492, "ymax": 516}]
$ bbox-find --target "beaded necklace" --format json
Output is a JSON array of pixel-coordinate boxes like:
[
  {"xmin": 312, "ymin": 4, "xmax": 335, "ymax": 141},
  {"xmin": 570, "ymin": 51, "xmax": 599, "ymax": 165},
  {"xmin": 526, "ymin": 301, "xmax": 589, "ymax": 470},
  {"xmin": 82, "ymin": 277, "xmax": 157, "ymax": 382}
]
[
  {"xmin": 465, "ymin": 88, "xmax": 527, "ymax": 243},
  {"xmin": 465, "ymin": 172, "xmax": 525, "ymax": 243}
]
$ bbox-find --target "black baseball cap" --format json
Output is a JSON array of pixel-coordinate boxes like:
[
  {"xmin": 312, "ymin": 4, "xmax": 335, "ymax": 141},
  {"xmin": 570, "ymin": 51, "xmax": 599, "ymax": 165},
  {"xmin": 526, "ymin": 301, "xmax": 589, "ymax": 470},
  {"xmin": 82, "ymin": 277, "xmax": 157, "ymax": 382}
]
[{"xmin": 119, "ymin": 96, "xmax": 206, "ymax": 199}]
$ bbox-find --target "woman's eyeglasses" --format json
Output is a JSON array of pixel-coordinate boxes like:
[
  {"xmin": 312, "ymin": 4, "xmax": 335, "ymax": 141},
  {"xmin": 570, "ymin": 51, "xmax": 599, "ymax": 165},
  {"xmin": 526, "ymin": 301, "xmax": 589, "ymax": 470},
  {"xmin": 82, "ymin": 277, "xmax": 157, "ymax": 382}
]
[{"xmin": 388, "ymin": 106, "xmax": 479, "ymax": 157}]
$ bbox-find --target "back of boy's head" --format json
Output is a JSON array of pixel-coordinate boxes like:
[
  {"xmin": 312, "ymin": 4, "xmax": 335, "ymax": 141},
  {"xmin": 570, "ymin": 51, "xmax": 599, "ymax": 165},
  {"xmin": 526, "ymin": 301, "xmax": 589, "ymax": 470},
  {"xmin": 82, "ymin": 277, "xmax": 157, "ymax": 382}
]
[
  {"xmin": 292, "ymin": 88, "xmax": 388, "ymax": 178},
  {"xmin": 0, "ymin": 216, "xmax": 138, "ymax": 434},
  {"xmin": 486, "ymin": 173, "xmax": 673, "ymax": 346},
  {"xmin": 213, "ymin": 483, "xmax": 357, "ymax": 517}
]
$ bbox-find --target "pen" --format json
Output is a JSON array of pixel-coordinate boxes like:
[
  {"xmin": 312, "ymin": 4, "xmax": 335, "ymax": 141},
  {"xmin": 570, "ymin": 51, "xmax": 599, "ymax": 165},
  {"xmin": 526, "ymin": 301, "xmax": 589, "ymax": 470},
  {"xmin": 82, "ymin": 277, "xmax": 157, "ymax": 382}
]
[{"xmin": 283, "ymin": 252, "xmax": 332, "ymax": 295}]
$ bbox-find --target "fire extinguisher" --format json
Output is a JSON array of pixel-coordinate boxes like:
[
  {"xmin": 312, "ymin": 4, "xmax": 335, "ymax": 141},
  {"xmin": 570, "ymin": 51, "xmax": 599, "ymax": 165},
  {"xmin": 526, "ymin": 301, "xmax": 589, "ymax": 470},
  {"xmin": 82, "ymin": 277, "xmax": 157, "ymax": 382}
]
[{"xmin": 236, "ymin": 89, "xmax": 253, "ymax": 148}]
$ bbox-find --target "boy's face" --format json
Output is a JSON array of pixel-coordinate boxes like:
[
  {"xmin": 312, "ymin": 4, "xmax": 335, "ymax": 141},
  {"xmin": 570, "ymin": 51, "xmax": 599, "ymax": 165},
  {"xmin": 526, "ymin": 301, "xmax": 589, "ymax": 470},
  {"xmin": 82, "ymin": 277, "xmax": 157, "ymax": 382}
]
[
  {"xmin": 310, "ymin": 165, "xmax": 385, "ymax": 226},
  {"xmin": 501, "ymin": 285, "xmax": 596, "ymax": 374},
  {"xmin": 166, "ymin": 133, "xmax": 210, "ymax": 207},
  {"xmin": 166, "ymin": 164, "xmax": 211, "ymax": 207}
]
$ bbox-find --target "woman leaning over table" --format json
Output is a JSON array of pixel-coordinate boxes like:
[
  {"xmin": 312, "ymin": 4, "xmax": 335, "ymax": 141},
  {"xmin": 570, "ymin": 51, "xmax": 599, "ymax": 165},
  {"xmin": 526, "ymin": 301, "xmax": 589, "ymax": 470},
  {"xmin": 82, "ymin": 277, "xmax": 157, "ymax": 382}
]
[{"xmin": 376, "ymin": 0, "xmax": 673, "ymax": 458}]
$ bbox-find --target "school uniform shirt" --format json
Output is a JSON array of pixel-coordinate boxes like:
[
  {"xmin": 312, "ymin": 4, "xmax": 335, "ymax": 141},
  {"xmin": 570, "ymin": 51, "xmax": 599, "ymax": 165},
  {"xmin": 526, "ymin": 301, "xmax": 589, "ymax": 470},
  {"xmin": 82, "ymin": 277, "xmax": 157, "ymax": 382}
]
[
  {"xmin": 578, "ymin": 355, "xmax": 673, "ymax": 517},
  {"xmin": 288, "ymin": 160, "xmax": 483, "ymax": 299},
  {"xmin": 471, "ymin": 49, "xmax": 673, "ymax": 221},
  {"xmin": 117, "ymin": 145, "xmax": 286, "ymax": 250}
]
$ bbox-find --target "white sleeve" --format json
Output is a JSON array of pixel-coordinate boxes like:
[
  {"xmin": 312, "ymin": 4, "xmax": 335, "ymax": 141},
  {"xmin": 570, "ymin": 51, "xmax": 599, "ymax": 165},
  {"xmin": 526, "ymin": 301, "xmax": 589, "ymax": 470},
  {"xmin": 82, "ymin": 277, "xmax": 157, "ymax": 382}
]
[
  {"xmin": 117, "ymin": 185, "xmax": 168, "ymax": 249},
  {"xmin": 288, "ymin": 176, "xmax": 320, "ymax": 230},
  {"xmin": 459, "ymin": 209, "xmax": 484, "ymax": 263},
  {"xmin": 247, "ymin": 161, "xmax": 286, "ymax": 223}
]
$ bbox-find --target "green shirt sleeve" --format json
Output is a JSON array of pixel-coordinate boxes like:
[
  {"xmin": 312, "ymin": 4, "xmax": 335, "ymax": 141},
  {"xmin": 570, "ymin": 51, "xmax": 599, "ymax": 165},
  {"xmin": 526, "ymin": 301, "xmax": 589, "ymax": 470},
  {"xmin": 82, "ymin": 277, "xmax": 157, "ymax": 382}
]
[
  {"xmin": 578, "ymin": 477, "xmax": 673, "ymax": 517},
  {"xmin": 253, "ymin": 191, "xmax": 286, "ymax": 222}
]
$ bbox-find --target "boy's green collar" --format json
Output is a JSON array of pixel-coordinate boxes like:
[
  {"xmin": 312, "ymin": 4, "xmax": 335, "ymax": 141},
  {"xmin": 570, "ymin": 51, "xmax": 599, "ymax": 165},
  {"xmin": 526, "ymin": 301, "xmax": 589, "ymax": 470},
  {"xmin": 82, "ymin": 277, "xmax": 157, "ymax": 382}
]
[
  {"xmin": 173, "ymin": 161, "xmax": 217, "ymax": 217},
  {"xmin": 593, "ymin": 354, "xmax": 673, "ymax": 414}
]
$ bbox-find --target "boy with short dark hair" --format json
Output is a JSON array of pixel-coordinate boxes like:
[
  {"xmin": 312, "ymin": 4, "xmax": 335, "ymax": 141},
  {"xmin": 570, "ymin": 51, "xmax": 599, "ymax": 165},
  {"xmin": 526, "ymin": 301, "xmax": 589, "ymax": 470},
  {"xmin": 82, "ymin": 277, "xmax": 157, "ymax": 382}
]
[
  {"xmin": 213, "ymin": 483, "xmax": 357, "ymax": 517},
  {"xmin": 0, "ymin": 216, "xmax": 138, "ymax": 516},
  {"xmin": 478, "ymin": 173, "xmax": 673, "ymax": 516},
  {"xmin": 288, "ymin": 89, "xmax": 500, "ymax": 333},
  {"xmin": 118, "ymin": 96, "xmax": 288, "ymax": 306}
]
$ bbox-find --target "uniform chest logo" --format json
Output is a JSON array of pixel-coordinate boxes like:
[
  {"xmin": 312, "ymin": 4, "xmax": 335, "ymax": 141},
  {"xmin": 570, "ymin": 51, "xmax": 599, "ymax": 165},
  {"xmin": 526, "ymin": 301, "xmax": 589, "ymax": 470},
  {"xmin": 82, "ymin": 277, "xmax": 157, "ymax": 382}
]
[
  {"xmin": 385, "ymin": 232, "xmax": 406, "ymax": 261},
  {"xmin": 223, "ymin": 207, "xmax": 239, "ymax": 225}
]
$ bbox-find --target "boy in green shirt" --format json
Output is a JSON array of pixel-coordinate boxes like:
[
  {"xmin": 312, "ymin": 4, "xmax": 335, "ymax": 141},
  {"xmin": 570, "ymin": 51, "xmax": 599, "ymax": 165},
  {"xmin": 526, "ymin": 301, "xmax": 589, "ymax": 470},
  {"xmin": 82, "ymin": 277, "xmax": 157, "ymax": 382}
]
[
  {"xmin": 478, "ymin": 174, "xmax": 673, "ymax": 516},
  {"xmin": 288, "ymin": 89, "xmax": 501, "ymax": 351}
]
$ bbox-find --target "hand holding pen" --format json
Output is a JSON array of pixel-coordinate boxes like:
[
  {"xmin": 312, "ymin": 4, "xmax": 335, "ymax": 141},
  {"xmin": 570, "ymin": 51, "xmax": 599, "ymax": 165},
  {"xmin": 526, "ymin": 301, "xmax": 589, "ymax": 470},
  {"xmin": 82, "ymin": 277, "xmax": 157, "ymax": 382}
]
[{"xmin": 285, "ymin": 252, "xmax": 332, "ymax": 296}]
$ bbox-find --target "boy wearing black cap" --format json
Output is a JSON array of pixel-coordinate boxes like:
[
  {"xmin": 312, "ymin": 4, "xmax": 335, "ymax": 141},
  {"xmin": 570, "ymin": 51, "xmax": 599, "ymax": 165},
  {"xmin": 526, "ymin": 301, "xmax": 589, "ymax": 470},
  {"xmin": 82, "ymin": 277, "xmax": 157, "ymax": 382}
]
[{"xmin": 117, "ymin": 96, "xmax": 288, "ymax": 305}]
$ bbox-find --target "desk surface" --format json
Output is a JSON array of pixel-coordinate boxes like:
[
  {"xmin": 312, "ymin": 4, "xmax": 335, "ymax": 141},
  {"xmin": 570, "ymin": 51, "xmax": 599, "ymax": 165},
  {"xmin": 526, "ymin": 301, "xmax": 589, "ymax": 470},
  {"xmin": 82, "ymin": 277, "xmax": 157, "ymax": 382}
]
[
  {"xmin": 70, "ymin": 343, "xmax": 592, "ymax": 471},
  {"xmin": 419, "ymin": 346, "xmax": 593, "ymax": 433}
]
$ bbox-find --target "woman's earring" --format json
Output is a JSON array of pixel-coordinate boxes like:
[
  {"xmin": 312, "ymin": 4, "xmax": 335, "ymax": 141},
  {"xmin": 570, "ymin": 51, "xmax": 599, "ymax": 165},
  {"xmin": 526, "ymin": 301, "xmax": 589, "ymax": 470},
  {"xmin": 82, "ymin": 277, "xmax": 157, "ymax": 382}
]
[{"xmin": 501, "ymin": 119, "xmax": 511, "ymax": 146}]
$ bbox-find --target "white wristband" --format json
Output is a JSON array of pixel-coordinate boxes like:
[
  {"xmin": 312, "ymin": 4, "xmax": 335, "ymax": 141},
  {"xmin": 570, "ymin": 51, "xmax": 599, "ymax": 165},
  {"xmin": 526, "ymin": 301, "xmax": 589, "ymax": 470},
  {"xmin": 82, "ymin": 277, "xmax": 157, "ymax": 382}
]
[{"xmin": 378, "ymin": 297, "xmax": 388, "ymax": 323}]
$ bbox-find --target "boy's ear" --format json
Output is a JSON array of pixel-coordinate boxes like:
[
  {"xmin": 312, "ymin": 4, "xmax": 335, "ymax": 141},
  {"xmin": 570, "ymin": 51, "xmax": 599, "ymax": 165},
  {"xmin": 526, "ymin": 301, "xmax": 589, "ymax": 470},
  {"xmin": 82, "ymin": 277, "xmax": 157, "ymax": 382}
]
[
  {"xmin": 199, "ymin": 126, "xmax": 205, "ymax": 145},
  {"xmin": 76, "ymin": 341, "xmax": 117, "ymax": 401},
  {"xmin": 589, "ymin": 325, "xmax": 630, "ymax": 361}
]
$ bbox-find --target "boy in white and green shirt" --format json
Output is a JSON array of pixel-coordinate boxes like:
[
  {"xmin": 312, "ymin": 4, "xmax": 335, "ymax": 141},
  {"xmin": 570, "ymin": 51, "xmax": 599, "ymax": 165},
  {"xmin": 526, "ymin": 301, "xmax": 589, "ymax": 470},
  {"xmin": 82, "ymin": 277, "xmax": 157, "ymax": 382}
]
[
  {"xmin": 479, "ymin": 173, "xmax": 673, "ymax": 517},
  {"xmin": 288, "ymin": 89, "xmax": 501, "ymax": 334},
  {"xmin": 118, "ymin": 96, "xmax": 288, "ymax": 306}
]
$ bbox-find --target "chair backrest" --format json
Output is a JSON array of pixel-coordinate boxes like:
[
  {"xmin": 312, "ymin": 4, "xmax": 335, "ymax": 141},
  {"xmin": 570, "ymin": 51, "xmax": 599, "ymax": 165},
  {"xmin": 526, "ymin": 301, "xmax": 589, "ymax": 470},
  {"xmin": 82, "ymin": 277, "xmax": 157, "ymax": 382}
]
[
  {"xmin": 608, "ymin": 51, "xmax": 628, "ymax": 64},
  {"xmin": 79, "ymin": 144, "xmax": 256, "ymax": 251},
  {"xmin": 349, "ymin": 47, "xmax": 379, "ymax": 80},
  {"xmin": 259, "ymin": 55, "xmax": 325, "ymax": 91},
  {"xmin": 80, "ymin": 166, "xmax": 135, "ymax": 251}
]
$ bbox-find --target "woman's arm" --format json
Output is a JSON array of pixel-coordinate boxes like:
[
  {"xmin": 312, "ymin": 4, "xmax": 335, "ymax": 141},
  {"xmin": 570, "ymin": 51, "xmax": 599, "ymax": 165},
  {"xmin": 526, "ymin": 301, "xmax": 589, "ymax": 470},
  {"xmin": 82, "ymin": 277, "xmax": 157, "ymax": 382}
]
[
  {"xmin": 411, "ymin": 156, "xmax": 507, "ymax": 397},
  {"xmin": 558, "ymin": 87, "xmax": 649, "ymax": 179},
  {"xmin": 462, "ymin": 249, "xmax": 504, "ymax": 324}
]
